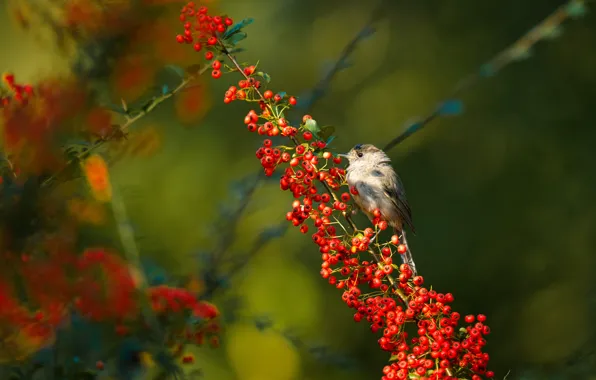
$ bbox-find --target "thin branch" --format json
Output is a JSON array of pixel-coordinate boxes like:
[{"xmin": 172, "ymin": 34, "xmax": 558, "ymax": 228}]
[
  {"xmin": 200, "ymin": 173, "xmax": 264, "ymax": 300},
  {"xmin": 110, "ymin": 184, "xmax": 163, "ymax": 336},
  {"xmin": 383, "ymin": 0, "xmax": 588, "ymax": 152},
  {"xmin": 298, "ymin": 0, "xmax": 390, "ymax": 116},
  {"xmin": 40, "ymin": 61, "xmax": 217, "ymax": 189}
]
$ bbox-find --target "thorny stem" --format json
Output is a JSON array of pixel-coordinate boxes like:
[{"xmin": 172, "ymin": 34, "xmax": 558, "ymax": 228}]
[
  {"xmin": 39, "ymin": 60, "xmax": 217, "ymax": 189},
  {"xmin": 220, "ymin": 45, "xmax": 410, "ymax": 304}
]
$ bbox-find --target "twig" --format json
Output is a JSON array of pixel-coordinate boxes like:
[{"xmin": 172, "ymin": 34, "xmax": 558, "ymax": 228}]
[
  {"xmin": 297, "ymin": 0, "xmax": 390, "ymax": 116},
  {"xmin": 200, "ymin": 173, "xmax": 264, "ymax": 300},
  {"xmin": 383, "ymin": 0, "xmax": 589, "ymax": 152},
  {"xmin": 110, "ymin": 184, "xmax": 163, "ymax": 336},
  {"xmin": 40, "ymin": 61, "xmax": 217, "ymax": 189},
  {"xmin": 2, "ymin": 154, "xmax": 17, "ymax": 178}
]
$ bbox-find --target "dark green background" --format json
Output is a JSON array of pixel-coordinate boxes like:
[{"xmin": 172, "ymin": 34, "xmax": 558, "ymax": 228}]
[{"xmin": 1, "ymin": 0, "xmax": 595, "ymax": 378}]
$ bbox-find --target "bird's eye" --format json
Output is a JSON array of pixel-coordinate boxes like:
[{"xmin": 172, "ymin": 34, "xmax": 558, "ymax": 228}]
[{"xmin": 357, "ymin": 152, "xmax": 363, "ymax": 158}]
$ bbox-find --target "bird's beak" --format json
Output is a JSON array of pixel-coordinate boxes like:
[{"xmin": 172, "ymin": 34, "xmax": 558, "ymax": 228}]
[{"xmin": 337, "ymin": 153, "xmax": 349, "ymax": 158}]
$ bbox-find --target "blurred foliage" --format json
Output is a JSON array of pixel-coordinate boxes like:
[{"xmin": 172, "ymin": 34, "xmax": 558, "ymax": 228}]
[{"xmin": 0, "ymin": 0, "xmax": 594, "ymax": 379}]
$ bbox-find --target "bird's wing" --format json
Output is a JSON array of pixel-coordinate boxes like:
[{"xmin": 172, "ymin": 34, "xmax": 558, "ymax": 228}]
[{"xmin": 383, "ymin": 170, "xmax": 415, "ymax": 233}]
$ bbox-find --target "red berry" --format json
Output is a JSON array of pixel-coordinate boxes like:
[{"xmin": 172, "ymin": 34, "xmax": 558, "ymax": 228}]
[
  {"xmin": 176, "ymin": 35, "xmax": 185, "ymax": 43},
  {"xmin": 244, "ymin": 66, "xmax": 256, "ymax": 75},
  {"xmin": 263, "ymin": 90, "xmax": 273, "ymax": 99},
  {"xmin": 182, "ymin": 354, "xmax": 195, "ymax": 364},
  {"xmin": 397, "ymin": 244, "xmax": 407, "ymax": 254},
  {"xmin": 212, "ymin": 60, "xmax": 221, "ymax": 69},
  {"xmin": 211, "ymin": 70, "xmax": 221, "ymax": 79},
  {"xmin": 303, "ymin": 131, "xmax": 313, "ymax": 140},
  {"xmin": 205, "ymin": 51, "xmax": 214, "ymax": 60},
  {"xmin": 289, "ymin": 96, "xmax": 297, "ymax": 106}
]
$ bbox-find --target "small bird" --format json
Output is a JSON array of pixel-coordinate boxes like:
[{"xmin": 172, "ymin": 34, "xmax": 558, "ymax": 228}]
[{"xmin": 339, "ymin": 144, "xmax": 418, "ymax": 275}]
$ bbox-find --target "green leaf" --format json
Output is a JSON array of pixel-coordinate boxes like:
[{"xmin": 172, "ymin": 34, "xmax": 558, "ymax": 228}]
[
  {"xmin": 303, "ymin": 119, "xmax": 321, "ymax": 134},
  {"xmin": 228, "ymin": 47, "xmax": 246, "ymax": 54},
  {"xmin": 256, "ymin": 71, "xmax": 271, "ymax": 82},
  {"xmin": 165, "ymin": 64, "xmax": 186, "ymax": 78},
  {"xmin": 185, "ymin": 64, "xmax": 203, "ymax": 74},
  {"xmin": 316, "ymin": 125, "xmax": 335, "ymax": 141},
  {"xmin": 223, "ymin": 18, "xmax": 254, "ymax": 38},
  {"xmin": 104, "ymin": 103, "xmax": 128, "ymax": 114},
  {"xmin": 227, "ymin": 31, "xmax": 247, "ymax": 45},
  {"xmin": 141, "ymin": 97, "xmax": 158, "ymax": 112}
]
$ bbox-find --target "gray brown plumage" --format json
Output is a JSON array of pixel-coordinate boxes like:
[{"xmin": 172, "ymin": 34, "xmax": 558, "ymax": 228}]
[{"xmin": 340, "ymin": 144, "xmax": 417, "ymax": 274}]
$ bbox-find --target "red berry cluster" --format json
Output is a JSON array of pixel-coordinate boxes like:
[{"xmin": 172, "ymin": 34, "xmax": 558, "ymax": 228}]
[
  {"xmin": 240, "ymin": 95, "xmax": 494, "ymax": 379},
  {"xmin": 0, "ymin": 279, "xmax": 57, "ymax": 338},
  {"xmin": 175, "ymin": 3, "xmax": 233, "ymax": 78},
  {"xmin": 149, "ymin": 285, "xmax": 218, "ymax": 319},
  {"xmin": 149, "ymin": 285, "xmax": 221, "ymax": 348},
  {"xmin": 344, "ymin": 268, "xmax": 494, "ymax": 380},
  {"xmin": 176, "ymin": 6, "xmax": 495, "ymax": 379},
  {"xmin": 1, "ymin": 72, "xmax": 34, "ymax": 107},
  {"xmin": 221, "ymin": 65, "xmax": 268, "ymax": 103},
  {"xmin": 74, "ymin": 249, "xmax": 138, "ymax": 321}
]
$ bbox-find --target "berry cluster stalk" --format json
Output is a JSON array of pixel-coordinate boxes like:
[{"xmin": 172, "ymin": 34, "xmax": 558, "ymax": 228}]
[{"xmin": 175, "ymin": 3, "xmax": 494, "ymax": 379}]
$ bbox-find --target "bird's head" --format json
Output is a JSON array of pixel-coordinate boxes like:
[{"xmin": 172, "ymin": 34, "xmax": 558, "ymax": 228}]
[{"xmin": 339, "ymin": 144, "xmax": 389, "ymax": 165}]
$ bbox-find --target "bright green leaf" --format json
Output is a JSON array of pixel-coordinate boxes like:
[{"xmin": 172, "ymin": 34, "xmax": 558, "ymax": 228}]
[{"xmin": 303, "ymin": 119, "xmax": 321, "ymax": 134}]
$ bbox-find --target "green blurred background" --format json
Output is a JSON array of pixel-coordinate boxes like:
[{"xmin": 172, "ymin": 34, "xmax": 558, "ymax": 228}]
[{"xmin": 2, "ymin": 0, "xmax": 596, "ymax": 379}]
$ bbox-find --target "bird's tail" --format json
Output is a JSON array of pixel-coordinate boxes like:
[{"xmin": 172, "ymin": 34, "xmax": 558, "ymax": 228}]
[{"xmin": 396, "ymin": 228, "xmax": 417, "ymax": 276}]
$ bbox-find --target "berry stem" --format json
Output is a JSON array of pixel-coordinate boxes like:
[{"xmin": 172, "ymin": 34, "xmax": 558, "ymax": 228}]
[{"xmin": 219, "ymin": 43, "xmax": 410, "ymax": 304}]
